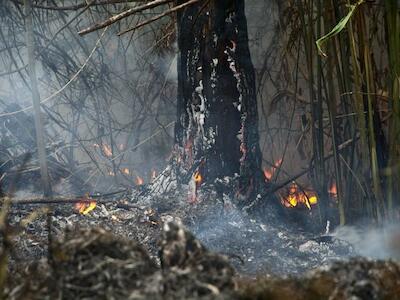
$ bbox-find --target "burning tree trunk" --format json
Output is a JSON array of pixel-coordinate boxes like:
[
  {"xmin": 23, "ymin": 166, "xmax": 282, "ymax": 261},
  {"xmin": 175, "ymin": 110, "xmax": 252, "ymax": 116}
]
[{"xmin": 174, "ymin": 0, "xmax": 263, "ymax": 199}]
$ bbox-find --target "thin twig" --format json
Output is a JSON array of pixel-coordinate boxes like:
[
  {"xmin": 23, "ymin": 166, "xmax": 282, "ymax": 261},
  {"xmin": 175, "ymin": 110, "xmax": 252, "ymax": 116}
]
[
  {"xmin": 117, "ymin": 0, "xmax": 202, "ymax": 36},
  {"xmin": 78, "ymin": 0, "xmax": 174, "ymax": 35}
]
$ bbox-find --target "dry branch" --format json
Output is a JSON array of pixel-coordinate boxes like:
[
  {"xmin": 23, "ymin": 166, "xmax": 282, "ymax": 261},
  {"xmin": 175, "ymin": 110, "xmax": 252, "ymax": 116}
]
[
  {"xmin": 78, "ymin": 0, "xmax": 174, "ymax": 35},
  {"xmin": 1, "ymin": 189, "xmax": 127, "ymax": 206},
  {"xmin": 117, "ymin": 0, "xmax": 203, "ymax": 35},
  {"xmin": 12, "ymin": 0, "xmax": 147, "ymax": 11}
]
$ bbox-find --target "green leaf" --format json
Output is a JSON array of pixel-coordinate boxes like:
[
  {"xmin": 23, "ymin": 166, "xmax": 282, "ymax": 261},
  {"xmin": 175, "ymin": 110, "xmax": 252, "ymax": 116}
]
[{"xmin": 316, "ymin": 0, "xmax": 364, "ymax": 57}]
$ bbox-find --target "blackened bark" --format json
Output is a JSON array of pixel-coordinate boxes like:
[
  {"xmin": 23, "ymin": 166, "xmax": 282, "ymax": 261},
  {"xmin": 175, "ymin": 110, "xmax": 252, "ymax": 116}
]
[{"xmin": 175, "ymin": 0, "xmax": 262, "ymax": 197}]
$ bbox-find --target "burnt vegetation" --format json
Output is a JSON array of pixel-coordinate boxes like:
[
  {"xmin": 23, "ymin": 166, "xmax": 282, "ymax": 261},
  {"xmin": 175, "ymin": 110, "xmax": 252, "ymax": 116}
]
[{"xmin": 0, "ymin": 0, "xmax": 400, "ymax": 299}]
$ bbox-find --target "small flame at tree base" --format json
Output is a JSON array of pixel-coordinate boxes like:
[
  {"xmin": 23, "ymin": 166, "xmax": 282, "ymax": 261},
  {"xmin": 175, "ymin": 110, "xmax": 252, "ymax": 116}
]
[
  {"xmin": 280, "ymin": 183, "xmax": 318, "ymax": 210},
  {"xmin": 188, "ymin": 171, "xmax": 203, "ymax": 203},
  {"xmin": 329, "ymin": 181, "xmax": 338, "ymax": 199},
  {"xmin": 75, "ymin": 195, "xmax": 97, "ymax": 215},
  {"xmin": 194, "ymin": 171, "xmax": 202, "ymax": 186}
]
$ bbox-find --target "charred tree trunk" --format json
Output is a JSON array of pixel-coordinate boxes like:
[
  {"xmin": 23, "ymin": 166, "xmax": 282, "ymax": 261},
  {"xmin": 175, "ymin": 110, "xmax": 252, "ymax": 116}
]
[{"xmin": 175, "ymin": 0, "xmax": 263, "ymax": 199}]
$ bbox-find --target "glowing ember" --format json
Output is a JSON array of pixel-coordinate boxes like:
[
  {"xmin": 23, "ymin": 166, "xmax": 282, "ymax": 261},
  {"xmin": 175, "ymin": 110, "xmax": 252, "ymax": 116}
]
[
  {"xmin": 194, "ymin": 171, "xmax": 202, "ymax": 186},
  {"xmin": 263, "ymin": 158, "xmax": 282, "ymax": 181},
  {"xmin": 308, "ymin": 195, "xmax": 318, "ymax": 205},
  {"xmin": 75, "ymin": 195, "xmax": 97, "ymax": 215},
  {"xmin": 263, "ymin": 169, "xmax": 273, "ymax": 181},
  {"xmin": 328, "ymin": 181, "xmax": 338, "ymax": 198},
  {"xmin": 102, "ymin": 144, "xmax": 113, "ymax": 157},
  {"xmin": 188, "ymin": 171, "xmax": 202, "ymax": 203},
  {"xmin": 288, "ymin": 195, "xmax": 298, "ymax": 207},
  {"xmin": 280, "ymin": 183, "xmax": 318, "ymax": 210},
  {"xmin": 122, "ymin": 168, "xmax": 130, "ymax": 175},
  {"xmin": 136, "ymin": 176, "xmax": 144, "ymax": 185},
  {"xmin": 108, "ymin": 171, "xmax": 115, "ymax": 176}
]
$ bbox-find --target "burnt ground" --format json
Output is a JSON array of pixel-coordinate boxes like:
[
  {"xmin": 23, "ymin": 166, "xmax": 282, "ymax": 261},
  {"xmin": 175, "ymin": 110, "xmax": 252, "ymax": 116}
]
[
  {"xmin": 2, "ymin": 179, "xmax": 400, "ymax": 299},
  {"xmin": 7, "ymin": 183, "xmax": 353, "ymax": 276}
]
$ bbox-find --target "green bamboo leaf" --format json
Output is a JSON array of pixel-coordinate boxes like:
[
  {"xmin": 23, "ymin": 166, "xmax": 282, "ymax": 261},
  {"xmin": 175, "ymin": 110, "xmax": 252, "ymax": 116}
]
[{"xmin": 316, "ymin": 0, "xmax": 364, "ymax": 57}]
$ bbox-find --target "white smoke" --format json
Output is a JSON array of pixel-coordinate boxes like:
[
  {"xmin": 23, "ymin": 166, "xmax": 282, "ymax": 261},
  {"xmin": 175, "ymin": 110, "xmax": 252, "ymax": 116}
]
[{"xmin": 333, "ymin": 223, "xmax": 400, "ymax": 260}]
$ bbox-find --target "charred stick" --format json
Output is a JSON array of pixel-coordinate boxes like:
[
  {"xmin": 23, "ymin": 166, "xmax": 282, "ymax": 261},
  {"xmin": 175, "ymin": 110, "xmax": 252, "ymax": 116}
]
[
  {"xmin": 1, "ymin": 189, "xmax": 127, "ymax": 206},
  {"xmin": 270, "ymin": 138, "xmax": 355, "ymax": 193}
]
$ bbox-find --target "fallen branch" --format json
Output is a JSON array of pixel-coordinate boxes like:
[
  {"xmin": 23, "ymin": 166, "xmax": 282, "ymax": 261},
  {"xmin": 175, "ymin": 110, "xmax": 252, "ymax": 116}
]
[{"xmin": 1, "ymin": 189, "xmax": 127, "ymax": 206}]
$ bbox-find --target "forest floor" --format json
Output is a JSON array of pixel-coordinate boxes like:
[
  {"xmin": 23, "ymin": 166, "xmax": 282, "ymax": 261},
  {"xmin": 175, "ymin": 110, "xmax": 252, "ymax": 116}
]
[{"xmin": 2, "ymin": 181, "xmax": 400, "ymax": 299}]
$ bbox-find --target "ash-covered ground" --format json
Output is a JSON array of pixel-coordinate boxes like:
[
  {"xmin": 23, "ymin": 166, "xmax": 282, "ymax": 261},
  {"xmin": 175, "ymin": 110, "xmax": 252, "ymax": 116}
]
[
  {"xmin": 7, "ymin": 179, "xmax": 397, "ymax": 277},
  {"xmin": 3, "ymin": 178, "xmax": 400, "ymax": 299}
]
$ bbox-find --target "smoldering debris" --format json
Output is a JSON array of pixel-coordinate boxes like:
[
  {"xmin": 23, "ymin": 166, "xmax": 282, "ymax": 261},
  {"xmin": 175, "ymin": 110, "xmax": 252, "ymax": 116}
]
[
  {"xmin": 1, "ymin": 175, "xmax": 400, "ymax": 299},
  {"xmin": 3, "ymin": 221, "xmax": 400, "ymax": 300}
]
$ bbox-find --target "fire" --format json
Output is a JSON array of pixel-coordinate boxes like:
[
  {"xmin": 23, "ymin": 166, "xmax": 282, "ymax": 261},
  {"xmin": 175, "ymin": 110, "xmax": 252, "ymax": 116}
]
[
  {"xmin": 264, "ymin": 158, "xmax": 282, "ymax": 181},
  {"xmin": 263, "ymin": 169, "xmax": 273, "ymax": 181},
  {"xmin": 93, "ymin": 143, "xmax": 113, "ymax": 157},
  {"xmin": 102, "ymin": 144, "xmax": 113, "ymax": 157},
  {"xmin": 188, "ymin": 171, "xmax": 203, "ymax": 203},
  {"xmin": 108, "ymin": 171, "xmax": 115, "ymax": 176},
  {"xmin": 75, "ymin": 194, "xmax": 97, "ymax": 215},
  {"xmin": 122, "ymin": 168, "xmax": 130, "ymax": 175},
  {"xmin": 280, "ymin": 183, "xmax": 318, "ymax": 210},
  {"xmin": 136, "ymin": 176, "xmax": 144, "ymax": 185},
  {"xmin": 194, "ymin": 171, "xmax": 202, "ymax": 186},
  {"xmin": 328, "ymin": 181, "xmax": 338, "ymax": 198}
]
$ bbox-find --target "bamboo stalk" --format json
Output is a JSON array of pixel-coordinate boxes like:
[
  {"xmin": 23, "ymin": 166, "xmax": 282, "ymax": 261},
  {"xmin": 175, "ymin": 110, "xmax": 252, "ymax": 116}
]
[
  {"xmin": 24, "ymin": 0, "xmax": 52, "ymax": 197},
  {"xmin": 385, "ymin": 0, "xmax": 400, "ymax": 217},
  {"xmin": 359, "ymin": 10, "xmax": 385, "ymax": 221},
  {"xmin": 316, "ymin": 0, "xmax": 328, "ymax": 225},
  {"xmin": 323, "ymin": 1, "xmax": 345, "ymax": 225}
]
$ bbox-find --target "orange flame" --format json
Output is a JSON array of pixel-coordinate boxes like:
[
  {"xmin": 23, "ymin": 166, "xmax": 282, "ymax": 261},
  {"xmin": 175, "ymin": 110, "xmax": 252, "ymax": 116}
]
[
  {"xmin": 194, "ymin": 171, "xmax": 202, "ymax": 186},
  {"xmin": 280, "ymin": 183, "xmax": 318, "ymax": 210},
  {"xmin": 328, "ymin": 181, "xmax": 338, "ymax": 198},
  {"xmin": 188, "ymin": 171, "xmax": 202, "ymax": 203},
  {"xmin": 264, "ymin": 158, "xmax": 282, "ymax": 181},
  {"xmin": 263, "ymin": 169, "xmax": 273, "ymax": 181},
  {"xmin": 136, "ymin": 176, "xmax": 144, "ymax": 185},
  {"xmin": 122, "ymin": 168, "xmax": 130, "ymax": 175},
  {"xmin": 75, "ymin": 195, "xmax": 97, "ymax": 215}
]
